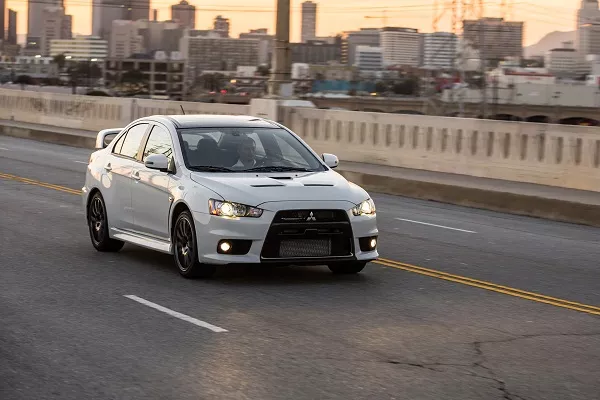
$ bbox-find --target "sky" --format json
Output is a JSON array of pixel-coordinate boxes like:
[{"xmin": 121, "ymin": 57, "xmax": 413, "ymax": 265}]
[{"xmin": 6, "ymin": 0, "xmax": 578, "ymax": 46}]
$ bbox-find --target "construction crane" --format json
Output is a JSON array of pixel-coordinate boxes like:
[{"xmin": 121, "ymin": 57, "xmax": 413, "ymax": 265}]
[{"xmin": 364, "ymin": 10, "xmax": 388, "ymax": 27}]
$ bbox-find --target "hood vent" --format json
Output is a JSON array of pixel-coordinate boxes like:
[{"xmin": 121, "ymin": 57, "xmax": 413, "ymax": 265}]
[
  {"xmin": 303, "ymin": 183, "xmax": 334, "ymax": 187},
  {"xmin": 268, "ymin": 176, "xmax": 293, "ymax": 180},
  {"xmin": 250, "ymin": 183, "xmax": 285, "ymax": 187}
]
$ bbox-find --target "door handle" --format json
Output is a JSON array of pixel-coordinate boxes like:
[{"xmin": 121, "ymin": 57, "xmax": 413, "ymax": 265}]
[
  {"xmin": 104, "ymin": 163, "xmax": 112, "ymax": 172},
  {"xmin": 132, "ymin": 171, "xmax": 141, "ymax": 181}
]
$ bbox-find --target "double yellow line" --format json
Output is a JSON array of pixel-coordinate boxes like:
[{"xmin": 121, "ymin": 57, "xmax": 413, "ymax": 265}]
[
  {"xmin": 1, "ymin": 171, "xmax": 599, "ymax": 316},
  {"xmin": 375, "ymin": 258, "xmax": 600, "ymax": 316},
  {"xmin": 0, "ymin": 172, "xmax": 82, "ymax": 195}
]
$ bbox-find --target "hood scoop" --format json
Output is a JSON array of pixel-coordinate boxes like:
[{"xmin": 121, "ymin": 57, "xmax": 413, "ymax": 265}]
[{"xmin": 303, "ymin": 183, "xmax": 334, "ymax": 187}]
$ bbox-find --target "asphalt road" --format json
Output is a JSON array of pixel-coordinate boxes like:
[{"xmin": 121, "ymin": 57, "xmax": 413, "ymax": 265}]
[{"xmin": 1, "ymin": 135, "xmax": 599, "ymax": 400}]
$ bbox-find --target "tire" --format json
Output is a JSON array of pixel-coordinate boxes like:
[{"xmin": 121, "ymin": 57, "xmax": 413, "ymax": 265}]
[
  {"xmin": 87, "ymin": 192, "xmax": 124, "ymax": 252},
  {"xmin": 328, "ymin": 262, "xmax": 367, "ymax": 274},
  {"xmin": 172, "ymin": 211, "xmax": 217, "ymax": 279}
]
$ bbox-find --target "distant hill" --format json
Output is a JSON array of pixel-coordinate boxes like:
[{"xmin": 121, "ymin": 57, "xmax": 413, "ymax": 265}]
[{"xmin": 524, "ymin": 31, "xmax": 576, "ymax": 57}]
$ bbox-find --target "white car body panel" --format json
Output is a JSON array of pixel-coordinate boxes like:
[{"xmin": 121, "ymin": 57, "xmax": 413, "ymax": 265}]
[{"xmin": 83, "ymin": 114, "xmax": 379, "ymax": 267}]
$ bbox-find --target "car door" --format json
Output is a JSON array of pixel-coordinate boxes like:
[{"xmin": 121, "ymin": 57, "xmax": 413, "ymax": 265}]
[
  {"xmin": 105, "ymin": 122, "xmax": 151, "ymax": 231},
  {"xmin": 130, "ymin": 123, "xmax": 174, "ymax": 241}
]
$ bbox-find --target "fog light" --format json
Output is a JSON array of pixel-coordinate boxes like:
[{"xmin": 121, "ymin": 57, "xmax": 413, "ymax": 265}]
[
  {"xmin": 219, "ymin": 241, "xmax": 232, "ymax": 253},
  {"xmin": 369, "ymin": 238, "xmax": 377, "ymax": 249}
]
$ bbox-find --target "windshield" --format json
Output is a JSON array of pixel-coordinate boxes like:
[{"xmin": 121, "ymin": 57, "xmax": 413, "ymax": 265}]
[{"xmin": 177, "ymin": 127, "xmax": 326, "ymax": 172}]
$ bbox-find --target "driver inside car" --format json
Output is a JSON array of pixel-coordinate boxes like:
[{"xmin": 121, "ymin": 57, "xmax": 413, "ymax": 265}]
[{"xmin": 232, "ymin": 136, "xmax": 258, "ymax": 169}]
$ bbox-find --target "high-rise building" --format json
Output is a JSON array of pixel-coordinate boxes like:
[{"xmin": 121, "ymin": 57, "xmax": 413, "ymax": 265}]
[
  {"xmin": 213, "ymin": 15, "xmax": 230, "ymax": 38},
  {"xmin": 40, "ymin": 7, "xmax": 73, "ymax": 56},
  {"xmin": 171, "ymin": 0, "xmax": 195, "ymax": 30},
  {"xmin": 110, "ymin": 20, "xmax": 144, "ymax": 59},
  {"xmin": 93, "ymin": 0, "xmax": 127, "ymax": 40},
  {"xmin": 180, "ymin": 36, "xmax": 259, "ymax": 74},
  {"xmin": 577, "ymin": 1, "xmax": 600, "ymax": 57},
  {"xmin": 50, "ymin": 36, "xmax": 109, "ymax": 61},
  {"xmin": 380, "ymin": 27, "xmax": 421, "ymax": 67},
  {"xmin": 421, "ymin": 32, "xmax": 458, "ymax": 69},
  {"xmin": 239, "ymin": 29, "xmax": 274, "ymax": 65},
  {"xmin": 125, "ymin": 0, "xmax": 150, "ymax": 22},
  {"xmin": 28, "ymin": 0, "xmax": 62, "ymax": 48},
  {"xmin": 7, "ymin": 9, "xmax": 17, "ymax": 45},
  {"xmin": 0, "ymin": 0, "xmax": 5, "ymax": 41},
  {"xmin": 341, "ymin": 28, "xmax": 380, "ymax": 65},
  {"xmin": 462, "ymin": 18, "xmax": 524, "ymax": 62},
  {"xmin": 545, "ymin": 47, "xmax": 578, "ymax": 76},
  {"xmin": 301, "ymin": 1, "xmax": 317, "ymax": 43}
]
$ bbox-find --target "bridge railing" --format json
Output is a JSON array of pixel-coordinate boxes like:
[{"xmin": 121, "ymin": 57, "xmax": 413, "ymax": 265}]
[
  {"xmin": 0, "ymin": 88, "xmax": 249, "ymax": 132},
  {"xmin": 280, "ymin": 106, "xmax": 600, "ymax": 192}
]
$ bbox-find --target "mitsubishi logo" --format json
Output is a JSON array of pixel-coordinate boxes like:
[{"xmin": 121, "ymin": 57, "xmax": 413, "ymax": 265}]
[{"xmin": 306, "ymin": 211, "xmax": 316, "ymax": 221}]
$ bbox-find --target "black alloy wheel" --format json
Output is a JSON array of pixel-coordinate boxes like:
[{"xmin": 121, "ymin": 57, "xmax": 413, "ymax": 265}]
[
  {"xmin": 173, "ymin": 211, "xmax": 217, "ymax": 279},
  {"xmin": 88, "ymin": 192, "xmax": 124, "ymax": 252}
]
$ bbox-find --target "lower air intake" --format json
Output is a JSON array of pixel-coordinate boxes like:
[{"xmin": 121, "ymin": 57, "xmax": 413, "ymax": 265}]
[{"xmin": 279, "ymin": 239, "xmax": 332, "ymax": 258}]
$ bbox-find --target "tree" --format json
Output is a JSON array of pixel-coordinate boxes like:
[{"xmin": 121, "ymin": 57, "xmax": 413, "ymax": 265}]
[
  {"xmin": 53, "ymin": 53, "xmax": 67, "ymax": 70},
  {"xmin": 15, "ymin": 75, "xmax": 33, "ymax": 89},
  {"xmin": 375, "ymin": 80, "xmax": 387, "ymax": 93}
]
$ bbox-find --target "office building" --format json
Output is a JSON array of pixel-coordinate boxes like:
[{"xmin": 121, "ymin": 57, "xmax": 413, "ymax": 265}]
[
  {"xmin": 7, "ymin": 9, "xmax": 17, "ymax": 45},
  {"xmin": 341, "ymin": 28, "xmax": 380, "ymax": 65},
  {"xmin": 579, "ymin": 23, "xmax": 600, "ymax": 57},
  {"xmin": 239, "ymin": 28, "xmax": 274, "ymax": 65},
  {"xmin": 126, "ymin": 0, "xmax": 150, "ymax": 22},
  {"xmin": 213, "ymin": 15, "xmax": 230, "ymax": 38},
  {"xmin": 301, "ymin": 1, "xmax": 317, "ymax": 43},
  {"xmin": 355, "ymin": 46, "xmax": 383, "ymax": 72},
  {"xmin": 27, "ymin": 0, "xmax": 62, "ymax": 53},
  {"xmin": 545, "ymin": 47, "xmax": 578, "ymax": 76},
  {"xmin": 290, "ymin": 39, "xmax": 341, "ymax": 64},
  {"xmin": 421, "ymin": 32, "xmax": 458, "ymax": 69},
  {"xmin": 104, "ymin": 52, "xmax": 186, "ymax": 99},
  {"xmin": 110, "ymin": 20, "xmax": 144, "ymax": 59},
  {"xmin": 50, "ymin": 36, "xmax": 108, "ymax": 61},
  {"xmin": 180, "ymin": 36, "xmax": 259, "ymax": 74},
  {"xmin": 380, "ymin": 27, "xmax": 420, "ymax": 67},
  {"xmin": 171, "ymin": 0, "xmax": 195, "ymax": 29},
  {"xmin": 40, "ymin": 7, "xmax": 73, "ymax": 56},
  {"xmin": 136, "ymin": 20, "xmax": 185, "ymax": 53},
  {"xmin": 0, "ymin": 56, "xmax": 58, "ymax": 78},
  {"xmin": 462, "ymin": 18, "xmax": 524, "ymax": 61}
]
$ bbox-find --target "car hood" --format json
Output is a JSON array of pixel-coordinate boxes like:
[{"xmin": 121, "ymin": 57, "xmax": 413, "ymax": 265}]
[{"xmin": 189, "ymin": 170, "xmax": 368, "ymax": 208}]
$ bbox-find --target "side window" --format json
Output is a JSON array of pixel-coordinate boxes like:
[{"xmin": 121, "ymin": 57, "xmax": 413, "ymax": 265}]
[
  {"xmin": 111, "ymin": 132, "xmax": 126, "ymax": 154},
  {"xmin": 118, "ymin": 123, "xmax": 149, "ymax": 159},
  {"xmin": 142, "ymin": 125, "xmax": 174, "ymax": 165}
]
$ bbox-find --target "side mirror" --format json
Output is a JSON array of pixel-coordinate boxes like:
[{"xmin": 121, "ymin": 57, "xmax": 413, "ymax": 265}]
[
  {"xmin": 145, "ymin": 154, "xmax": 169, "ymax": 171},
  {"xmin": 95, "ymin": 128, "xmax": 123, "ymax": 149},
  {"xmin": 322, "ymin": 153, "xmax": 339, "ymax": 169}
]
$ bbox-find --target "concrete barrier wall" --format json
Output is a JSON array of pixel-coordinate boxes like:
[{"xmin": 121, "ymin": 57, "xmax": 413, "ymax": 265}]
[
  {"xmin": 280, "ymin": 107, "xmax": 600, "ymax": 192},
  {"xmin": 0, "ymin": 88, "xmax": 249, "ymax": 132},
  {"xmin": 2, "ymin": 87, "xmax": 600, "ymax": 193}
]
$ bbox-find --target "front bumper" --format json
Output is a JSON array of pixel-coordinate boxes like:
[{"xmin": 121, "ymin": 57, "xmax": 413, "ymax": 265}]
[{"xmin": 192, "ymin": 201, "xmax": 378, "ymax": 265}]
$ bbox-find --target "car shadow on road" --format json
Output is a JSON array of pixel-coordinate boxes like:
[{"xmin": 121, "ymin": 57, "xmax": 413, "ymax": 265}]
[{"xmin": 116, "ymin": 246, "xmax": 371, "ymax": 287}]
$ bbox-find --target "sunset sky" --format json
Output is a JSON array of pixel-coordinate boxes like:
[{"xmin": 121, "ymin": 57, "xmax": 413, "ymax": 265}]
[{"xmin": 6, "ymin": 0, "xmax": 576, "ymax": 45}]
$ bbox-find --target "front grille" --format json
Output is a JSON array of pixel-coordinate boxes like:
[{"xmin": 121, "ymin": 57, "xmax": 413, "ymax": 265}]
[
  {"xmin": 261, "ymin": 210, "xmax": 354, "ymax": 260},
  {"xmin": 273, "ymin": 209, "xmax": 348, "ymax": 223}
]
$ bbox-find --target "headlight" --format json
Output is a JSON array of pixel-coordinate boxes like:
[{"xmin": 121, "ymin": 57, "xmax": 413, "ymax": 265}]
[
  {"xmin": 208, "ymin": 199, "xmax": 263, "ymax": 218},
  {"xmin": 352, "ymin": 198, "xmax": 376, "ymax": 216}
]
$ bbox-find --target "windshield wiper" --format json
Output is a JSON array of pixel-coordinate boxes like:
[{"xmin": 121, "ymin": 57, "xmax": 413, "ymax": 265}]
[
  {"xmin": 241, "ymin": 166, "xmax": 314, "ymax": 173},
  {"xmin": 189, "ymin": 166, "xmax": 234, "ymax": 172}
]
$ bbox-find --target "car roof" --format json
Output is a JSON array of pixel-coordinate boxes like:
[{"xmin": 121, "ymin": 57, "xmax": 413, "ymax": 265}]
[{"xmin": 139, "ymin": 114, "xmax": 280, "ymax": 129}]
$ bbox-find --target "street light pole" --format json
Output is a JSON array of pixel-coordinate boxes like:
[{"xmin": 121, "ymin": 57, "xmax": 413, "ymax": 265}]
[{"xmin": 268, "ymin": 0, "xmax": 292, "ymax": 97}]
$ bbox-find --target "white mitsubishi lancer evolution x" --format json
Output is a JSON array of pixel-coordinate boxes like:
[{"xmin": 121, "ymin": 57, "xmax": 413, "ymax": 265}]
[{"xmin": 82, "ymin": 115, "xmax": 379, "ymax": 278}]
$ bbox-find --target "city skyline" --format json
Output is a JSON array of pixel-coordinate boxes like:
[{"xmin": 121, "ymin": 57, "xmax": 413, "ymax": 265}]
[{"xmin": 6, "ymin": 0, "xmax": 577, "ymax": 45}]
